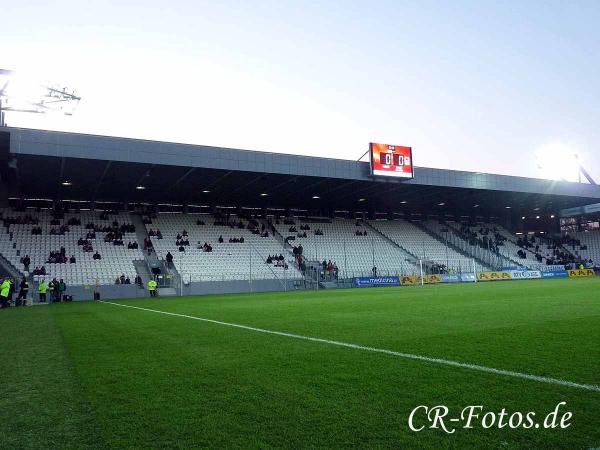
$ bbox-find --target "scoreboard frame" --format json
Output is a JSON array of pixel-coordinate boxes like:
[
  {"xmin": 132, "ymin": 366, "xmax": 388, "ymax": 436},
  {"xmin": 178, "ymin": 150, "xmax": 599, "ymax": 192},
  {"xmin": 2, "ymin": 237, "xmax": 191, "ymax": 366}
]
[{"xmin": 369, "ymin": 142, "xmax": 414, "ymax": 179}]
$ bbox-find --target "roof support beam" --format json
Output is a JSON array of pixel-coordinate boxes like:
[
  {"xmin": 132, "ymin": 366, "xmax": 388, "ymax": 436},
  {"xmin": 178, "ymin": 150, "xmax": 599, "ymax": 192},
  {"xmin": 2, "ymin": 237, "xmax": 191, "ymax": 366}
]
[
  {"xmin": 163, "ymin": 167, "xmax": 196, "ymax": 197},
  {"xmin": 226, "ymin": 174, "xmax": 264, "ymax": 197},
  {"xmin": 92, "ymin": 160, "xmax": 113, "ymax": 200}
]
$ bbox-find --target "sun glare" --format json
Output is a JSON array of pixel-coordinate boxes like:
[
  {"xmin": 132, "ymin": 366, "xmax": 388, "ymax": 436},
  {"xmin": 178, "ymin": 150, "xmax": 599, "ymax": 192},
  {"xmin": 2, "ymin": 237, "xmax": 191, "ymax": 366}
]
[{"xmin": 534, "ymin": 143, "xmax": 580, "ymax": 182}]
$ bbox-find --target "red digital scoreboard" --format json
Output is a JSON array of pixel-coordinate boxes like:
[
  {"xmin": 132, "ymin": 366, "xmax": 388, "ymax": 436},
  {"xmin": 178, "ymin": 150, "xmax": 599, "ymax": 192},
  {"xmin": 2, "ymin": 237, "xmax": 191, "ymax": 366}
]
[{"xmin": 369, "ymin": 143, "xmax": 414, "ymax": 179}]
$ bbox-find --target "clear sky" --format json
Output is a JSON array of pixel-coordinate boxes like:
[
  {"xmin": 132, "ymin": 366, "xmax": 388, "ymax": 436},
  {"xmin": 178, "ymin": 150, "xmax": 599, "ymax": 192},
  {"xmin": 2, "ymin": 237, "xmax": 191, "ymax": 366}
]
[{"xmin": 3, "ymin": 0, "xmax": 599, "ymax": 181}]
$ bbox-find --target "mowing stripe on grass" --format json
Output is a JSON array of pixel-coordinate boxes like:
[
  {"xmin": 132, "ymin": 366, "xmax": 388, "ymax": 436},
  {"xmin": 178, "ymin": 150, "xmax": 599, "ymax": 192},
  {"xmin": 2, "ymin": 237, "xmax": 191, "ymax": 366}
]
[{"xmin": 101, "ymin": 301, "xmax": 600, "ymax": 393}]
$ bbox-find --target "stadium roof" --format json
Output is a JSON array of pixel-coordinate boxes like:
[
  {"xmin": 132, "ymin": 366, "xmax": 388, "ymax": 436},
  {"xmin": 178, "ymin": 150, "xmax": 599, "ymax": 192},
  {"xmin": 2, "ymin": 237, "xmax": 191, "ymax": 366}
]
[{"xmin": 3, "ymin": 126, "xmax": 600, "ymax": 218}]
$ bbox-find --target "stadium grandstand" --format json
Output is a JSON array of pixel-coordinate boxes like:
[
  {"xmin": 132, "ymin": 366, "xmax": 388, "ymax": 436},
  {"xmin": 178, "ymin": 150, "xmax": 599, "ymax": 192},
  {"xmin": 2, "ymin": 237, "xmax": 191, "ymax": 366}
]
[{"xmin": 0, "ymin": 126, "xmax": 599, "ymax": 300}]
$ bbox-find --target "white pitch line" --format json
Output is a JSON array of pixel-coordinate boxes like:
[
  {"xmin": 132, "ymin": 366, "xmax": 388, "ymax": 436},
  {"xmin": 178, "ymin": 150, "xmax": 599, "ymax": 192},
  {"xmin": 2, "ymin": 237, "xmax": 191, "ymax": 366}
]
[{"xmin": 101, "ymin": 301, "xmax": 600, "ymax": 393}]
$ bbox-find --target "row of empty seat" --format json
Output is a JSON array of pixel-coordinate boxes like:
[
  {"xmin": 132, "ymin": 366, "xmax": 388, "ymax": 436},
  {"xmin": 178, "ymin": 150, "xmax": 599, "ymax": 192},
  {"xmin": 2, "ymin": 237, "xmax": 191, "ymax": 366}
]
[
  {"xmin": 567, "ymin": 230, "xmax": 600, "ymax": 264},
  {"xmin": 2, "ymin": 208, "xmax": 588, "ymax": 286},
  {"xmin": 368, "ymin": 219, "xmax": 486, "ymax": 273},
  {"xmin": 275, "ymin": 218, "xmax": 420, "ymax": 277},
  {"xmin": 146, "ymin": 214, "xmax": 303, "ymax": 282}
]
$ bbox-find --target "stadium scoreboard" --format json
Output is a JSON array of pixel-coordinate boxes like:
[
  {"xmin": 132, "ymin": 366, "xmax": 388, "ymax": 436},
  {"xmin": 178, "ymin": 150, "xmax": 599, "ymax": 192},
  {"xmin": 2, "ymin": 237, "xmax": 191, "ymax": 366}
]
[{"xmin": 369, "ymin": 142, "xmax": 414, "ymax": 179}]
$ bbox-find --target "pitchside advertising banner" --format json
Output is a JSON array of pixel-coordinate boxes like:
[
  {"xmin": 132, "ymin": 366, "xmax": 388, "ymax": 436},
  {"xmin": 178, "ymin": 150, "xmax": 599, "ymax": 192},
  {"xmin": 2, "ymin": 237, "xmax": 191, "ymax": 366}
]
[
  {"xmin": 439, "ymin": 274, "xmax": 477, "ymax": 283},
  {"xmin": 460, "ymin": 273, "xmax": 477, "ymax": 282},
  {"xmin": 541, "ymin": 270, "xmax": 569, "ymax": 279},
  {"xmin": 353, "ymin": 268, "xmax": 595, "ymax": 288},
  {"xmin": 353, "ymin": 276, "xmax": 400, "ymax": 287},
  {"xmin": 440, "ymin": 274, "xmax": 461, "ymax": 283},
  {"xmin": 545, "ymin": 265, "xmax": 568, "ymax": 272},
  {"xmin": 369, "ymin": 143, "xmax": 414, "ymax": 179},
  {"xmin": 400, "ymin": 274, "xmax": 441, "ymax": 285},
  {"xmin": 476, "ymin": 271, "xmax": 512, "ymax": 281},
  {"xmin": 477, "ymin": 270, "xmax": 544, "ymax": 281},
  {"xmin": 508, "ymin": 270, "xmax": 542, "ymax": 280},
  {"xmin": 567, "ymin": 268, "xmax": 596, "ymax": 278}
]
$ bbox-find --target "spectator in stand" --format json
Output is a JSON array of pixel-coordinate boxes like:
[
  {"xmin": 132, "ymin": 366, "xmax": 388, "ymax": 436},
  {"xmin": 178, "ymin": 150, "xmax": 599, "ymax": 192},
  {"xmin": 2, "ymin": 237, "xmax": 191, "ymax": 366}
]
[
  {"xmin": 69, "ymin": 255, "xmax": 76, "ymax": 263},
  {"xmin": 134, "ymin": 275, "xmax": 142, "ymax": 286},
  {"xmin": 93, "ymin": 251, "xmax": 102, "ymax": 260},
  {"xmin": 218, "ymin": 235, "xmax": 224, "ymax": 243},
  {"xmin": 166, "ymin": 251, "xmax": 174, "ymax": 268},
  {"xmin": 299, "ymin": 259, "xmax": 306, "ymax": 273},
  {"xmin": 115, "ymin": 277, "xmax": 121, "ymax": 285},
  {"xmin": 124, "ymin": 277, "xmax": 131, "ymax": 284},
  {"xmin": 119, "ymin": 274, "xmax": 126, "ymax": 284},
  {"xmin": 21, "ymin": 255, "xmax": 31, "ymax": 272}
]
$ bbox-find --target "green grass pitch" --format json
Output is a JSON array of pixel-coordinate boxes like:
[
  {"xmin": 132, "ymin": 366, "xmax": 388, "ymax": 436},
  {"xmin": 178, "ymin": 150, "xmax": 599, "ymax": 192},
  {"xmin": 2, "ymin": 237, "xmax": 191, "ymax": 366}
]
[{"xmin": 1, "ymin": 277, "xmax": 599, "ymax": 449}]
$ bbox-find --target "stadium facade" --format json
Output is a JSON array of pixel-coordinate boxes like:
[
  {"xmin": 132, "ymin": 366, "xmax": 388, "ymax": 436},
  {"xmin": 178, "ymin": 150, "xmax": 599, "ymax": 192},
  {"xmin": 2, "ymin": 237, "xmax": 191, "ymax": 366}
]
[{"xmin": 0, "ymin": 126, "xmax": 599, "ymax": 300}]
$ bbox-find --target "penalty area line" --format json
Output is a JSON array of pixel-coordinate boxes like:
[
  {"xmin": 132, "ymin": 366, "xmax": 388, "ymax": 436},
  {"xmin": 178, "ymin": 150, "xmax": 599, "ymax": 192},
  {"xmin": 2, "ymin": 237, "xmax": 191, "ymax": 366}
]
[{"xmin": 100, "ymin": 300, "xmax": 600, "ymax": 393}]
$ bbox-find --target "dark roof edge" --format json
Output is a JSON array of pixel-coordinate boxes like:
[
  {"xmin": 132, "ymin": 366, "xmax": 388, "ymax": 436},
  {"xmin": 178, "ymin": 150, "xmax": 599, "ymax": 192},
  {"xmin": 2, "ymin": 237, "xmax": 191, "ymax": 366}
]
[{"xmin": 4, "ymin": 125, "xmax": 600, "ymax": 199}]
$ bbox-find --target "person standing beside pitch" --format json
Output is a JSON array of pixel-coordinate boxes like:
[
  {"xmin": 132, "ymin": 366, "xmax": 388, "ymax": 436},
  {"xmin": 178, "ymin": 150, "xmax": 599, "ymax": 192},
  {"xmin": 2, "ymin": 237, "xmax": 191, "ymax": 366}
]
[
  {"xmin": 0, "ymin": 278, "xmax": 11, "ymax": 308},
  {"xmin": 17, "ymin": 277, "xmax": 29, "ymax": 306},
  {"xmin": 38, "ymin": 279, "xmax": 48, "ymax": 303}
]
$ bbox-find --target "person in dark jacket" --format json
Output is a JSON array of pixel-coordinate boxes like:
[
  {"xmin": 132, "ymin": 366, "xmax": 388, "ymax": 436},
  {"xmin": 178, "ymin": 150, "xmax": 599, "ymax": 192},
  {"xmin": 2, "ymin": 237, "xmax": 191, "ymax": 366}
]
[
  {"xmin": 49, "ymin": 278, "xmax": 60, "ymax": 302},
  {"xmin": 17, "ymin": 277, "xmax": 29, "ymax": 306}
]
